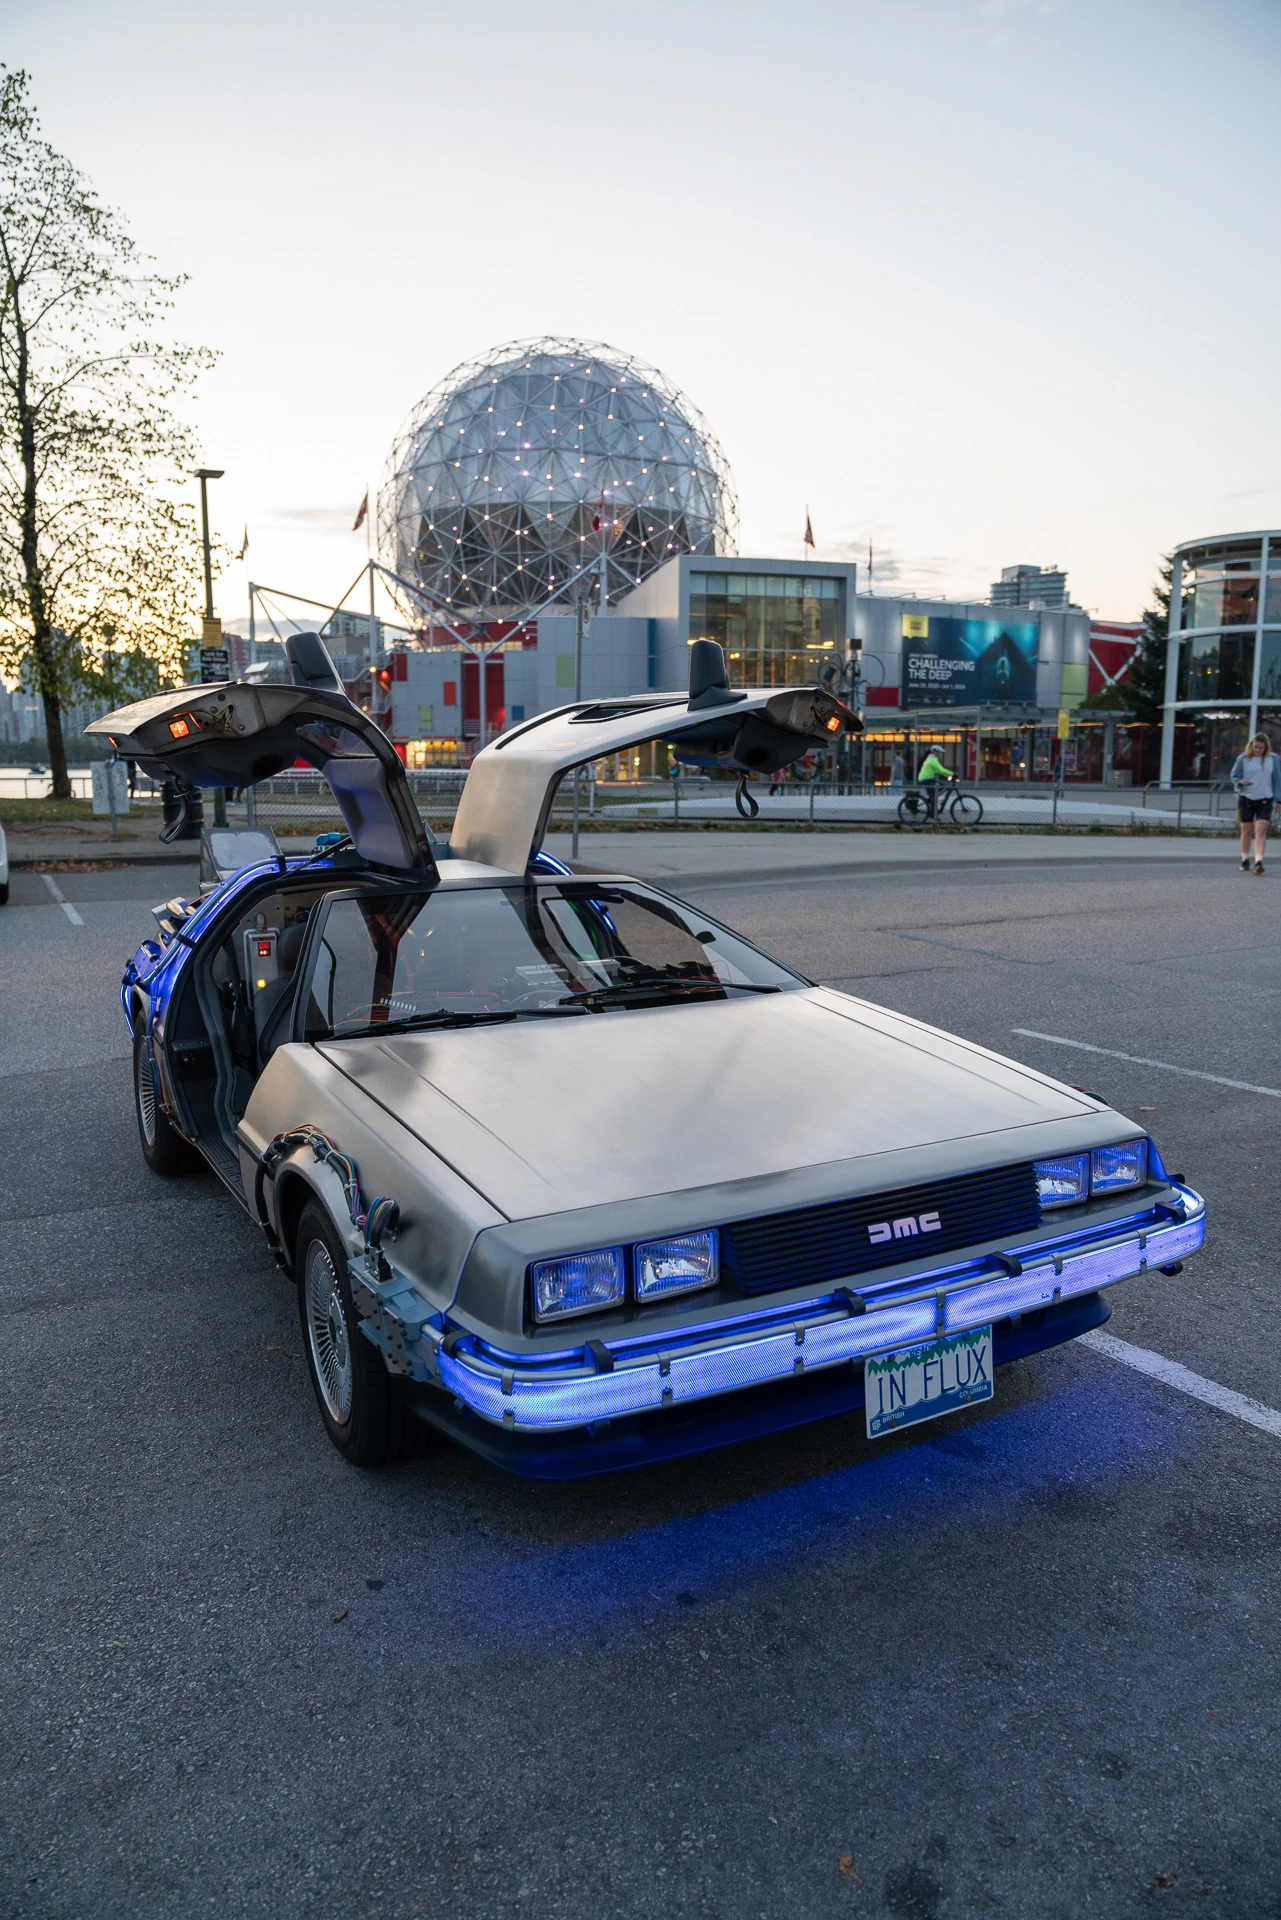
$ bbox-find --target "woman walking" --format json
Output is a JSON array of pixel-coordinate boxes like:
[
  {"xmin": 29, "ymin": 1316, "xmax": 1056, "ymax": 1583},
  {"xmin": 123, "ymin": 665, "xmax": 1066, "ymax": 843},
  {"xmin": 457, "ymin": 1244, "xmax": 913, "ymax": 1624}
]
[{"xmin": 1231, "ymin": 733, "xmax": 1281, "ymax": 874}]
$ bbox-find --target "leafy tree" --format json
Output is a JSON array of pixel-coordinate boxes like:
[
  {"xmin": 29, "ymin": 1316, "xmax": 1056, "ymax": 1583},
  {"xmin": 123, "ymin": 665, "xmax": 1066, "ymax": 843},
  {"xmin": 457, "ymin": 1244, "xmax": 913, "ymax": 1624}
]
[
  {"xmin": 1079, "ymin": 555, "xmax": 1172, "ymax": 727},
  {"xmin": 0, "ymin": 68, "xmax": 215, "ymax": 796}
]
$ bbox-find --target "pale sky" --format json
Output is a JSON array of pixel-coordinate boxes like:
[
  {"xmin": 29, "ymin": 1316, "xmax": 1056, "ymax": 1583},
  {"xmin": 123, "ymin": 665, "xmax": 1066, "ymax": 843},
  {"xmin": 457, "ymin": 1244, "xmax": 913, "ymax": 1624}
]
[{"xmin": 7, "ymin": 0, "xmax": 1279, "ymax": 626}]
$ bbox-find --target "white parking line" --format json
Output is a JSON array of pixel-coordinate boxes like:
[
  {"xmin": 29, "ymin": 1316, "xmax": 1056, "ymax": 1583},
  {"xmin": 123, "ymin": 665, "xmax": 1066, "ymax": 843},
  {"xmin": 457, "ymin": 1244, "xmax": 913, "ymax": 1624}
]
[
  {"xmin": 1012, "ymin": 1028, "xmax": 1281, "ymax": 1099},
  {"xmin": 40, "ymin": 872, "xmax": 85, "ymax": 926},
  {"xmin": 1082, "ymin": 1330, "xmax": 1281, "ymax": 1439}
]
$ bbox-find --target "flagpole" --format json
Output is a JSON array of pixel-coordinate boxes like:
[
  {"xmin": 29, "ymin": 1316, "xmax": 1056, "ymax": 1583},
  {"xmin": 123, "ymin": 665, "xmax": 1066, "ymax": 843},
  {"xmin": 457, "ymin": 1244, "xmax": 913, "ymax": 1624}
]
[{"xmin": 369, "ymin": 556, "xmax": 378, "ymax": 724}]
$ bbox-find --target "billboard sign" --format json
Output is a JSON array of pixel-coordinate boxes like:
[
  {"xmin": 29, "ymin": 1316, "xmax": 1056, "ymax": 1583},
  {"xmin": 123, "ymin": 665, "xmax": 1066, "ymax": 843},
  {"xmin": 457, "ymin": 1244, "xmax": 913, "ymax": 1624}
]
[{"xmin": 901, "ymin": 614, "xmax": 1039, "ymax": 708}]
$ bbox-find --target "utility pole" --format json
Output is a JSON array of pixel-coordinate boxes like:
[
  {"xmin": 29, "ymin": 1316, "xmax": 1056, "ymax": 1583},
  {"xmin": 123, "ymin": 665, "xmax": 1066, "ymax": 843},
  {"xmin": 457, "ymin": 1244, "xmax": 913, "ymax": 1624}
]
[{"xmin": 195, "ymin": 467, "xmax": 225, "ymax": 825}]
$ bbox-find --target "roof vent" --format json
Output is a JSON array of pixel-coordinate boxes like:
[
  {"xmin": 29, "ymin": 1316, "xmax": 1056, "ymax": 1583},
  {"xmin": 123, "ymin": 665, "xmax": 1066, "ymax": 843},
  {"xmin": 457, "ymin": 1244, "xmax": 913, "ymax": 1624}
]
[
  {"xmin": 286, "ymin": 631, "xmax": 344, "ymax": 695},
  {"xmin": 687, "ymin": 639, "xmax": 745, "ymax": 710}
]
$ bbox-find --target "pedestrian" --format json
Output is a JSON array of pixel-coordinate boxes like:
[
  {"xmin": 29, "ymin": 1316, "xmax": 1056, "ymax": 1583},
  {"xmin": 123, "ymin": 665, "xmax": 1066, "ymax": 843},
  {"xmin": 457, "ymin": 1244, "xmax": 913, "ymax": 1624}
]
[
  {"xmin": 917, "ymin": 745, "xmax": 952, "ymax": 819},
  {"xmin": 1231, "ymin": 733, "xmax": 1281, "ymax": 875},
  {"xmin": 769, "ymin": 763, "xmax": 789, "ymax": 797},
  {"xmin": 889, "ymin": 750, "xmax": 905, "ymax": 794}
]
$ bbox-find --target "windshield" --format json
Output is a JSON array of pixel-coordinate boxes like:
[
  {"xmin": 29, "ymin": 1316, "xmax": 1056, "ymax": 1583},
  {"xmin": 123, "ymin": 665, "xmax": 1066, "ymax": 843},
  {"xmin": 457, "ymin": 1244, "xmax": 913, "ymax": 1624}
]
[{"xmin": 305, "ymin": 881, "xmax": 803, "ymax": 1037}]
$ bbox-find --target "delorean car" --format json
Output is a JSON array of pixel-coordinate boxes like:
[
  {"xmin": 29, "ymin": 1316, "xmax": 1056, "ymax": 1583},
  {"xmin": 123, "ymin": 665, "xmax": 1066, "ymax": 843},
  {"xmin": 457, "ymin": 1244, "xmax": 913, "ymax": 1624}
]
[{"xmin": 91, "ymin": 636, "xmax": 1205, "ymax": 1477}]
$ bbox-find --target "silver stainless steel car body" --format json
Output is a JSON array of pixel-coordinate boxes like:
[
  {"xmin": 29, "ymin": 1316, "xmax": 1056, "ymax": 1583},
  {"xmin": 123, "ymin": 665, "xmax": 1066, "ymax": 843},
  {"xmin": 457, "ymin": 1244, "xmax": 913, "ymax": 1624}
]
[{"xmin": 90, "ymin": 636, "xmax": 1206, "ymax": 1475}]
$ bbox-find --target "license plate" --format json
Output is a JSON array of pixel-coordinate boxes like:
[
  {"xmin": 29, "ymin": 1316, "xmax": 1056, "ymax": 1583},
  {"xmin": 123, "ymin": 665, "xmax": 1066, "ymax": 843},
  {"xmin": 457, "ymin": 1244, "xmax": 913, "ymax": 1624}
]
[{"xmin": 865, "ymin": 1325, "xmax": 994, "ymax": 1439}]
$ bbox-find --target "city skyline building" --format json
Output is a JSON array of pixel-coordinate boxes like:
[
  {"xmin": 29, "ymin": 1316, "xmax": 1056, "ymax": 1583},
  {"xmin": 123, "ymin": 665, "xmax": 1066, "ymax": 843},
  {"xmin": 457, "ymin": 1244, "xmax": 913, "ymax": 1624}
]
[{"xmin": 988, "ymin": 562, "xmax": 1072, "ymax": 611}]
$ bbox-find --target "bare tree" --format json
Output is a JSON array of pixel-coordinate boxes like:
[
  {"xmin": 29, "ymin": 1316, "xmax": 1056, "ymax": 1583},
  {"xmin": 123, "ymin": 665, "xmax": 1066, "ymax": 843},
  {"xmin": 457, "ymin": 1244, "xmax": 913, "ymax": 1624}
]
[{"xmin": 0, "ymin": 68, "xmax": 215, "ymax": 796}]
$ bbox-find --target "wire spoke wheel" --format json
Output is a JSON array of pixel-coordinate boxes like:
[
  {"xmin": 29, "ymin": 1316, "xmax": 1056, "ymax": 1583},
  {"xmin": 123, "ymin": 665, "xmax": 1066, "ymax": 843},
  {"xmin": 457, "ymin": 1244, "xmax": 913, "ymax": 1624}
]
[
  {"xmin": 304, "ymin": 1238, "xmax": 353, "ymax": 1423},
  {"xmin": 135, "ymin": 1043, "xmax": 157, "ymax": 1145}
]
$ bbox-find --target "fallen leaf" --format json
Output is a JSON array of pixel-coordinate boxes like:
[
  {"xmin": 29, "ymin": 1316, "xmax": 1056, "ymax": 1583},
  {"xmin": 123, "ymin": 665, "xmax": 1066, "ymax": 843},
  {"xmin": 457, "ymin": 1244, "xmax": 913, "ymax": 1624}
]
[
  {"xmin": 1139, "ymin": 1106, "xmax": 1156, "ymax": 1112},
  {"xmin": 838, "ymin": 1856, "xmax": 862, "ymax": 1883},
  {"xmin": 110, "ymin": 1640, "xmax": 126, "ymax": 1649},
  {"xmin": 332, "ymin": 1608, "xmax": 348, "ymax": 1623},
  {"xmin": 266, "ymin": 1345, "xmax": 281, "ymax": 1352},
  {"xmin": 1154, "ymin": 1873, "xmax": 1176, "ymax": 1889}
]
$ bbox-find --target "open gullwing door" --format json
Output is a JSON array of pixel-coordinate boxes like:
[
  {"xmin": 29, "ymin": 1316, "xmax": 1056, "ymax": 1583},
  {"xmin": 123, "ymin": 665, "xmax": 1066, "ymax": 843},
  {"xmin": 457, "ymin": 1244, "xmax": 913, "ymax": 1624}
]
[
  {"xmin": 86, "ymin": 632, "xmax": 436, "ymax": 877},
  {"xmin": 450, "ymin": 638, "xmax": 860, "ymax": 875}
]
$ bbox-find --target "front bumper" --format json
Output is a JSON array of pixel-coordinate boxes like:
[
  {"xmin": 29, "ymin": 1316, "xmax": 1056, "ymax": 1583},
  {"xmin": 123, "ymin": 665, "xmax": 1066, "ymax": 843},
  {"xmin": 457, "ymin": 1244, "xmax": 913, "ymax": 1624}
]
[{"xmin": 351, "ymin": 1184, "xmax": 1204, "ymax": 1443}]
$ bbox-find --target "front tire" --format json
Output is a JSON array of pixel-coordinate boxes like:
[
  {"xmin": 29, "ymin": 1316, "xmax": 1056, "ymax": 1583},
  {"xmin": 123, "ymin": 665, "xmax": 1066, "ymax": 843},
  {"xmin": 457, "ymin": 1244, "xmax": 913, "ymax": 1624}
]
[
  {"xmin": 133, "ymin": 1032, "xmax": 199, "ymax": 1175},
  {"xmin": 295, "ymin": 1201, "xmax": 421, "ymax": 1468},
  {"xmin": 951, "ymin": 792, "xmax": 983, "ymax": 824}
]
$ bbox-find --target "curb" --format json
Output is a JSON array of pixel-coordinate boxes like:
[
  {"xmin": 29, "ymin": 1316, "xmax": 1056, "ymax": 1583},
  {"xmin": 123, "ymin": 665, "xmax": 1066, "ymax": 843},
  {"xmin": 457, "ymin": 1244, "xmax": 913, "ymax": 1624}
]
[{"xmin": 570, "ymin": 845, "xmax": 1236, "ymax": 889}]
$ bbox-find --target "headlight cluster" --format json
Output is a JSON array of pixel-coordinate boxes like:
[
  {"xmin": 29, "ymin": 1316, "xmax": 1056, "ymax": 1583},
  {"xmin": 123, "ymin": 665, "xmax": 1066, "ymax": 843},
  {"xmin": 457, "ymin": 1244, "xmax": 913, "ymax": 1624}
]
[
  {"xmin": 1034, "ymin": 1139, "xmax": 1149, "ymax": 1210},
  {"xmin": 531, "ymin": 1230, "xmax": 719, "ymax": 1323}
]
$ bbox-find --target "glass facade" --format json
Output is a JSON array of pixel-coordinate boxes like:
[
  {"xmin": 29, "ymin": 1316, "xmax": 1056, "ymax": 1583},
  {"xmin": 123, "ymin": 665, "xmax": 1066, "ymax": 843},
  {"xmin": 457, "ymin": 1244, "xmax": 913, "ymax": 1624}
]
[
  {"xmin": 1189, "ymin": 574, "xmax": 1258, "ymax": 628},
  {"xmin": 689, "ymin": 573, "xmax": 843, "ymax": 687},
  {"xmin": 1176, "ymin": 630, "xmax": 1255, "ymax": 701},
  {"xmin": 1258, "ymin": 632, "xmax": 1281, "ymax": 702},
  {"xmin": 1171, "ymin": 534, "xmax": 1281, "ymax": 734}
]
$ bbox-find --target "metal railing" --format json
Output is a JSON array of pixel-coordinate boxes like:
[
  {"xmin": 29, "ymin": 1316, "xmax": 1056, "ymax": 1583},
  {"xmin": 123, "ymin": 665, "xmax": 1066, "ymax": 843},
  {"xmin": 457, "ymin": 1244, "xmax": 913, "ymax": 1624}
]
[{"xmin": 8, "ymin": 766, "xmax": 1246, "ymax": 840}]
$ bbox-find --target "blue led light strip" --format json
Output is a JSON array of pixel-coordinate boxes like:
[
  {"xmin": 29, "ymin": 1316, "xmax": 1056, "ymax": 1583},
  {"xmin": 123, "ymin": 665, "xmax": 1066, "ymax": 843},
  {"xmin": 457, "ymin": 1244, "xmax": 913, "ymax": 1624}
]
[{"xmin": 424, "ymin": 1189, "xmax": 1206, "ymax": 1433}]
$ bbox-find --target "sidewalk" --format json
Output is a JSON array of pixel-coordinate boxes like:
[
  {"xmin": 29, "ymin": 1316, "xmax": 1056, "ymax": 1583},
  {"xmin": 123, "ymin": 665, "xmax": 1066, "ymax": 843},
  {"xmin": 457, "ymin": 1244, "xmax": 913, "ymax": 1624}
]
[
  {"xmin": 1, "ymin": 818, "xmax": 315, "ymax": 866},
  {"xmin": 5, "ymin": 815, "xmax": 1241, "ymax": 880},
  {"xmin": 545, "ymin": 829, "xmax": 1237, "ymax": 888}
]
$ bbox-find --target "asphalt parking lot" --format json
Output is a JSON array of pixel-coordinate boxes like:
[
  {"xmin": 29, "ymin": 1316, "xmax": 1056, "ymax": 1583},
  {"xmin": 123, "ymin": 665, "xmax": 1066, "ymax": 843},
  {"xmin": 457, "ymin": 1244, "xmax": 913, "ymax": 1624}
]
[{"xmin": 1, "ymin": 846, "xmax": 1278, "ymax": 1919}]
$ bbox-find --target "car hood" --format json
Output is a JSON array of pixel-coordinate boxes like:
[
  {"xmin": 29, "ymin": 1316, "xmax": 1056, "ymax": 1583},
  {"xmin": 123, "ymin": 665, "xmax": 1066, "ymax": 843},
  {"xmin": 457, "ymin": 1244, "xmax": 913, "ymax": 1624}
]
[{"xmin": 318, "ymin": 987, "xmax": 1099, "ymax": 1220}]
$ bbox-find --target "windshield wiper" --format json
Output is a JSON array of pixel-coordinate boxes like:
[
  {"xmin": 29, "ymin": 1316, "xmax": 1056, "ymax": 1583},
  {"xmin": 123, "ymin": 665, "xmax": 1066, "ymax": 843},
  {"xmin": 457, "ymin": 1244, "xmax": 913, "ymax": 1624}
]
[
  {"xmin": 332, "ymin": 1010, "xmax": 515, "ymax": 1037},
  {"xmin": 330, "ymin": 1005, "xmax": 587, "ymax": 1039},
  {"xmin": 566, "ymin": 977, "xmax": 783, "ymax": 1005},
  {"xmin": 563, "ymin": 978, "xmax": 784, "ymax": 1010}
]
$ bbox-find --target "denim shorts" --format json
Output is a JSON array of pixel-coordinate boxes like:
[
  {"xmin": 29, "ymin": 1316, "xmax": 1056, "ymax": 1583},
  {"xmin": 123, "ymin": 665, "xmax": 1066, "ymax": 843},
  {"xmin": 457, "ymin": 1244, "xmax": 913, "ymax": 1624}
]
[{"xmin": 1239, "ymin": 796, "xmax": 1274, "ymax": 824}]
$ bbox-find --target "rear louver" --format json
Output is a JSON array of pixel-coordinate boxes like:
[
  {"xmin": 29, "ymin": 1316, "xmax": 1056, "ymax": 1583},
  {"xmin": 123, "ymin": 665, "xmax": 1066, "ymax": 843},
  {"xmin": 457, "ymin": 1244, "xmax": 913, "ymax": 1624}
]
[{"xmin": 721, "ymin": 1163, "xmax": 1042, "ymax": 1296}]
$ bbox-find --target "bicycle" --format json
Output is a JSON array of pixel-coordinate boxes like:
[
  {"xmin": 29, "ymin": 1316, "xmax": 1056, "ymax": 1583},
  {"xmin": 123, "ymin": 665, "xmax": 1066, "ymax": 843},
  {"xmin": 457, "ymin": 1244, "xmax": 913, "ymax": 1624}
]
[{"xmin": 897, "ymin": 777, "xmax": 984, "ymax": 826}]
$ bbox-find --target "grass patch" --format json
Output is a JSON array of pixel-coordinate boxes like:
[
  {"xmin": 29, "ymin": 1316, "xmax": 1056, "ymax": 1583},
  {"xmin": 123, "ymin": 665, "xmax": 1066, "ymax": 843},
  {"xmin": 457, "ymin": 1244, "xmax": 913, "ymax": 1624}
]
[{"xmin": 0, "ymin": 797, "xmax": 97, "ymax": 823}]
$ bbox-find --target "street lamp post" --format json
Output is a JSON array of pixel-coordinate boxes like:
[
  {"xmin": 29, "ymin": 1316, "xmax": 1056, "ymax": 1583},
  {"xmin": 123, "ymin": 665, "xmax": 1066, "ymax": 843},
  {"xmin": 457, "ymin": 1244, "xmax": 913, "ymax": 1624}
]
[
  {"xmin": 195, "ymin": 468, "xmax": 223, "ymax": 625},
  {"xmin": 195, "ymin": 467, "xmax": 225, "ymax": 825}
]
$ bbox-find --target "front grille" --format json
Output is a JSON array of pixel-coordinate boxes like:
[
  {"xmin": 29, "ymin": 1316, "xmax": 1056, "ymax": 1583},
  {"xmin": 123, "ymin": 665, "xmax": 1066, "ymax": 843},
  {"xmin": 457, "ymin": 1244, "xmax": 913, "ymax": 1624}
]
[{"xmin": 721, "ymin": 1163, "xmax": 1042, "ymax": 1296}]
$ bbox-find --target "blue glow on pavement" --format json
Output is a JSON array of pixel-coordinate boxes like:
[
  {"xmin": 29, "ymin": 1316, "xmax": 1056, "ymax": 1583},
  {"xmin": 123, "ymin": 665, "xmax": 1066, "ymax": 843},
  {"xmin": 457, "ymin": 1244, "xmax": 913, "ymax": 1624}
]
[{"xmin": 439, "ymin": 1344, "xmax": 1191, "ymax": 1645}]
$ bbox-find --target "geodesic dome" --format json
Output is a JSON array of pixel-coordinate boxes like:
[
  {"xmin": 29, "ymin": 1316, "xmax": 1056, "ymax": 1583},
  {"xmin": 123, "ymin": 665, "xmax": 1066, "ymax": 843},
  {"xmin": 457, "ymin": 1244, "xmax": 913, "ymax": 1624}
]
[{"xmin": 378, "ymin": 336, "xmax": 737, "ymax": 624}]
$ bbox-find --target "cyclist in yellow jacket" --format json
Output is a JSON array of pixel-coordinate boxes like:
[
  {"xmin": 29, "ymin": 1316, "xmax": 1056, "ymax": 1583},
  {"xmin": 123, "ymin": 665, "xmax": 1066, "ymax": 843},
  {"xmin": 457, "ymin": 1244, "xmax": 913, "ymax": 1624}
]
[{"xmin": 917, "ymin": 749, "xmax": 952, "ymax": 818}]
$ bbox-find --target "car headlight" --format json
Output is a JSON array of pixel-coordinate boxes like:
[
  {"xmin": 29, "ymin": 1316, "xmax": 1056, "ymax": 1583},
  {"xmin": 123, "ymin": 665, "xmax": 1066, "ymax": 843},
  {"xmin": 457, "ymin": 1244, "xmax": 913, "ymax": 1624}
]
[
  {"xmin": 1091, "ymin": 1139, "xmax": 1148, "ymax": 1194},
  {"xmin": 530, "ymin": 1247, "xmax": 625, "ymax": 1323},
  {"xmin": 635, "ymin": 1230, "xmax": 719, "ymax": 1303},
  {"xmin": 1033, "ymin": 1152, "xmax": 1089, "ymax": 1209}
]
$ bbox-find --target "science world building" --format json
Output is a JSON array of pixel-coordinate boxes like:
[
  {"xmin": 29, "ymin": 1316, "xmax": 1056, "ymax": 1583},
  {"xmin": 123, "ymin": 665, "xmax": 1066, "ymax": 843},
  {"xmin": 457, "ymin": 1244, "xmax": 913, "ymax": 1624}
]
[
  {"xmin": 1159, "ymin": 530, "xmax": 1281, "ymax": 783},
  {"xmin": 378, "ymin": 337, "xmax": 737, "ymax": 623}
]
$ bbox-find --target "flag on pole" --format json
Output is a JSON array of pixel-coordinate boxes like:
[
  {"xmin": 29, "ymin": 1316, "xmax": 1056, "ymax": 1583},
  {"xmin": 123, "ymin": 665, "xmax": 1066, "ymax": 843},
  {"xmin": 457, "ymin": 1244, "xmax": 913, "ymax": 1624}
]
[
  {"xmin": 803, "ymin": 509, "xmax": 815, "ymax": 549},
  {"xmin": 238, "ymin": 525, "xmax": 249, "ymax": 561},
  {"xmin": 353, "ymin": 490, "xmax": 369, "ymax": 532}
]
